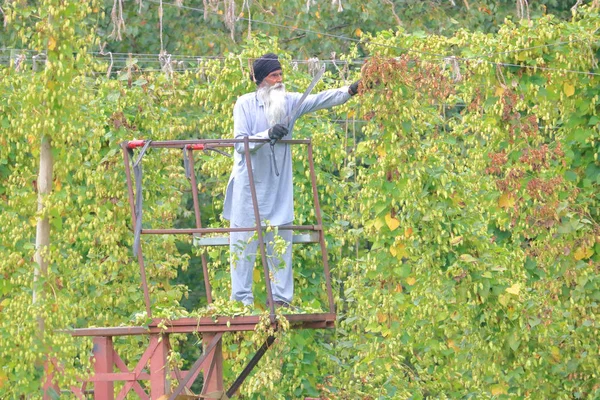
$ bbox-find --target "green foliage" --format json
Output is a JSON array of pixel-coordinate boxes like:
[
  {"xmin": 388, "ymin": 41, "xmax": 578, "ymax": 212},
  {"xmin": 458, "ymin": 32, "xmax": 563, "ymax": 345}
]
[{"xmin": 1, "ymin": 2, "xmax": 599, "ymax": 399}]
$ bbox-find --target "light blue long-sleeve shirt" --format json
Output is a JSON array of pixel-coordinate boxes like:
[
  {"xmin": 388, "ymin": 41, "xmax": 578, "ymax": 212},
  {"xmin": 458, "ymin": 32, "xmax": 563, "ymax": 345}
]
[{"xmin": 223, "ymin": 86, "xmax": 351, "ymax": 227}]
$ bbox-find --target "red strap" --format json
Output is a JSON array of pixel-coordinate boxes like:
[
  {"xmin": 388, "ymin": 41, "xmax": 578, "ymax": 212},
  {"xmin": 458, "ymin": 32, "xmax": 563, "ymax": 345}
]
[
  {"xmin": 187, "ymin": 144, "xmax": 205, "ymax": 150},
  {"xmin": 127, "ymin": 139, "xmax": 146, "ymax": 149}
]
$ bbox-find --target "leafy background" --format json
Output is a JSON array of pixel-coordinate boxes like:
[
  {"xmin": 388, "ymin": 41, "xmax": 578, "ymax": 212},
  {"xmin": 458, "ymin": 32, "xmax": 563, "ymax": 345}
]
[{"xmin": 0, "ymin": 0, "xmax": 599, "ymax": 398}]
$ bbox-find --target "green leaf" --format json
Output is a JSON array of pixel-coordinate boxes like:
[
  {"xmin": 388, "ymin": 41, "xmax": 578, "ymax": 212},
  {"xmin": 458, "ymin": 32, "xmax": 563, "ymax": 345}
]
[{"xmin": 564, "ymin": 170, "xmax": 578, "ymax": 182}]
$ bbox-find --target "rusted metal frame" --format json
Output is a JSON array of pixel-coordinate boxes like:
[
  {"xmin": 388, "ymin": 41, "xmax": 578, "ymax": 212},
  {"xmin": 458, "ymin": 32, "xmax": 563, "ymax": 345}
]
[
  {"xmin": 161, "ymin": 313, "xmax": 336, "ymax": 326},
  {"xmin": 201, "ymin": 333, "xmax": 224, "ymax": 396},
  {"xmin": 168, "ymin": 332, "xmax": 223, "ymax": 400},
  {"xmin": 70, "ymin": 382, "xmax": 87, "ymax": 399},
  {"xmin": 225, "ymin": 335, "xmax": 276, "ymax": 398},
  {"xmin": 42, "ymin": 357, "xmax": 61, "ymax": 400},
  {"xmin": 93, "ymin": 336, "xmax": 115, "ymax": 400},
  {"xmin": 166, "ymin": 340, "xmax": 202, "ymax": 393},
  {"xmin": 243, "ymin": 136, "xmax": 277, "ymax": 319},
  {"xmin": 111, "ymin": 349, "xmax": 149, "ymax": 398},
  {"xmin": 114, "ymin": 335, "xmax": 161, "ymax": 400},
  {"xmin": 306, "ymin": 141, "xmax": 335, "ymax": 313},
  {"xmin": 150, "ymin": 334, "xmax": 169, "ymax": 398},
  {"xmin": 126, "ymin": 138, "xmax": 311, "ymax": 149},
  {"xmin": 185, "ymin": 146, "xmax": 213, "ymax": 304},
  {"xmin": 70, "ymin": 313, "xmax": 337, "ymax": 336},
  {"xmin": 142, "ymin": 224, "xmax": 321, "ymax": 235},
  {"xmin": 121, "ymin": 143, "xmax": 153, "ymax": 318}
]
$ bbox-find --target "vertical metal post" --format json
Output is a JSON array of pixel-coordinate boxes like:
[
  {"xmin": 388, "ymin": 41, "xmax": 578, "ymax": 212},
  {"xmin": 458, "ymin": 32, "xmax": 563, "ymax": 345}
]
[
  {"xmin": 243, "ymin": 138, "xmax": 276, "ymax": 317},
  {"xmin": 186, "ymin": 148, "xmax": 213, "ymax": 304},
  {"xmin": 306, "ymin": 141, "xmax": 335, "ymax": 313},
  {"xmin": 42, "ymin": 357, "xmax": 60, "ymax": 400},
  {"xmin": 149, "ymin": 334, "xmax": 169, "ymax": 398},
  {"xmin": 122, "ymin": 144, "xmax": 153, "ymax": 318},
  {"xmin": 93, "ymin": 336, "xmax": 115, "ymax": 400},
  {"xmin": 121, "ymin": 144, "xmax": 138, "ymax": 229},
  {"xmin": 201, "ymin": 333, "xmax": 223, "ymax": 395}
]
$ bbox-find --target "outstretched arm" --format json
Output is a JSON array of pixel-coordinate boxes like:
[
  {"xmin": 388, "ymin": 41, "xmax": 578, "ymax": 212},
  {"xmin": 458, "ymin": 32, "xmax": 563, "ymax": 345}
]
[{"xmin": 294, "ymin": 86, "xmax": 352, "ymax": 117}]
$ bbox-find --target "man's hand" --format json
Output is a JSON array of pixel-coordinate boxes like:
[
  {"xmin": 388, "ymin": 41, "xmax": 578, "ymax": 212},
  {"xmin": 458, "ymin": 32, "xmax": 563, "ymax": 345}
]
[
  {"xmin": 268, "ymin": 124, "xmax": 288, "ymax": 141},
  {"xmin": 349, "ymin": 80, "xmax": 361, "ymax": 96}
]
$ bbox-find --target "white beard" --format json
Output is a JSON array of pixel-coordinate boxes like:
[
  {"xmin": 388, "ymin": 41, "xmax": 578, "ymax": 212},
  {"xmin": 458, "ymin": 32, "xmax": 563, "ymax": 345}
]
[{"xmin": 258, "ymin": 83, "xmax": 287, "ymax": 126}]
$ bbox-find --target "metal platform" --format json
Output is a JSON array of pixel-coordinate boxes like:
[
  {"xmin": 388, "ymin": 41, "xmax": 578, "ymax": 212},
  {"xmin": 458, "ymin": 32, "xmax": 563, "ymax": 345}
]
[
  {"xmin": 70, "ymin": 313, "xmax": 337, "ymax": 337},
  {"xmin": 54, "ymin": 138, "xmax": 337, "ymax": 399}
]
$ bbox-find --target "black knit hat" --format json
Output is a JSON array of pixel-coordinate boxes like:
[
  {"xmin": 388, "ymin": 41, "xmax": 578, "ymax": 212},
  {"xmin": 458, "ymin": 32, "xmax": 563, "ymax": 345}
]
[{"xmin": 252, "ymin": 53, "xmax": 282, "ymax": 85}]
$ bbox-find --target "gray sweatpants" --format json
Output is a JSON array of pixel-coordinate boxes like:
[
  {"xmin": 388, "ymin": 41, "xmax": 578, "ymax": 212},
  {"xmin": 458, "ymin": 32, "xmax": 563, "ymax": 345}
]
[{"xmin": 229, "ymin": 224, "xmax": 293, "ymax": 306}]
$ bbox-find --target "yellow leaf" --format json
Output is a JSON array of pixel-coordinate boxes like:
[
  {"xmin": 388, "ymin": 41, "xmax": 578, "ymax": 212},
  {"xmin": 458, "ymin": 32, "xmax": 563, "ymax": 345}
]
[
  {"xmin": 498, "ymin": 293, "xmax": 509, "ymax": 306},
  {"xmin": 385, "ymin": 214, "xmax": 400, "ymax": 231},
  {"xmin": 498, "ymin": 193, "xmax": 515, "ymax": 208},
  {"xmin": 563, "ymin": 82, "xmax": 575, "ymax": 97},
  {"xmin": 406, "ymin": 277, "xmax": 416, "ymax": 285},
  {"xmin": 390, "ymin": 243, "xmax": 408, "ymax": 259},
  {"xmin": 506, "ymin": 283, "xmax": 521, "ymax": 296},
  {"xmin": 374, "ymin": 217, "xmax": 385, "ymax": 231},
  {"xmin": 573, "ymin": 246, "xmax": 593, "ymax": 260},
  {"xmin": 447, "ymin": 339, "xmax": 459, "ymax": 352},
  {"xmin": 253, "ymin": 268, "xmax": 261, "ymax": 283},
  {"xmin": 376, "ymin": 146, "xmax": 386, "ymax": 157},
  {"xmin": 377, "ymin": 313, "xmax": 387, "ymax": 323},
  {"xmin": 355, "ymin": 28, "xmax": 363, "ymax": 37},
  {"xmin": 48, "ymin": 36, "xmax": 57, "ymax": 51},
  {"xmin": 315, "ymin": 11, "xmax": 320, "ymax": 18},
  {"xmin": 0, "ymin": 370, "xmax": 7, "ymax": 389},
  {"xmin": 459, "ymin": 254, "xmax": 478, "ymax": 263},
  {"xmin": 495, "ymin": 85, "xmax": 505, "ymax": 96},
  {"xmin": 404, "ymin": 227, "xmax": 413, "ymax": 238},
  {"xmin": 491, "ymin": 384, "xmax": 508, "ymax": 395},
  {"xmin": 450, "ymin": 236, "xmax": 463, "ymax": 246},
  {"xmin": 551, "ymin": 346, "xmax": 561, "ymax": 362}
]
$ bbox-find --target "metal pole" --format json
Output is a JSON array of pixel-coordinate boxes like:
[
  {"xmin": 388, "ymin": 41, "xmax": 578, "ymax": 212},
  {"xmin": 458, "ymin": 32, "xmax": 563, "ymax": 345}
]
[
  {"xmin": 225, "ymin": 336, "xmax": 276, "ymax": 398},
  {"xmin": 121, "ymin": 144, "xmax": 137, "ymax": 227},
  {"xmin": 243, "ymin": 137, "xmax": 276, "ymax": 317},
  {"xmin": 122, "ymin": 143, "xmax": 152, "ymax": 318},
  {"xmin": 307, "ymin": 141, "xmax": 335, "ymax": 313},
  {"xmin": 186, "ymin": 148, "xmax": 213, "ymax": 304},
  {"xmin": 139, "ymin": 225, "xmax": 319, "ymax": 235}
]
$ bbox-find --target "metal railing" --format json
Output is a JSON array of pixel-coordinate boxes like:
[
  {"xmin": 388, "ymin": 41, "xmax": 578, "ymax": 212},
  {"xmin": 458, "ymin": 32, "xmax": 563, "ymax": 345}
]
[{"xmin": 122, "ymin": 137, "xmax": 335, "ymax": 319}]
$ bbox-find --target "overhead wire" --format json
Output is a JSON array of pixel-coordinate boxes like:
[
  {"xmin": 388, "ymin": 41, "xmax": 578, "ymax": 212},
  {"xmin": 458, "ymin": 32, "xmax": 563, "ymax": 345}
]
[
  {"xmin": 146, "ymin": 0, "xmax": 449, "ymax": 59},
  {"xmin": 1, "ymin": 0, "xmax": 598, "ymax": 77}
]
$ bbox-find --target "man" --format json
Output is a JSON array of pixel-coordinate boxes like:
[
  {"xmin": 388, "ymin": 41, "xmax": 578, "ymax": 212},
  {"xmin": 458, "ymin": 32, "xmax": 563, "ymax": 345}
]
[{"xmin": 222, "ymin": 53, "xmax": 359, "ymax": 308}]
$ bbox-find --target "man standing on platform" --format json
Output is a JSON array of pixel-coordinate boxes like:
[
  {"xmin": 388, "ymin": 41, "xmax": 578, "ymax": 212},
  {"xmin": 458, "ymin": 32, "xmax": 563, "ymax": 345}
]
[{"xmin": 223, "ymin": 53, "xmax": 360, "ymax": 308}]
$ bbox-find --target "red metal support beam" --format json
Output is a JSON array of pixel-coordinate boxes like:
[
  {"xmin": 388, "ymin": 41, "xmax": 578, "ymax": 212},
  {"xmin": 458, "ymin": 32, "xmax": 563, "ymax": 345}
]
[
  {"xmin": 168, "ymin": 332, "xmax": 223, "ymax": 400},
  {"xmin": 243, "ymin": 136, "xmax": 276, "ymax": 319},
  {"xmin": 93, "ymin": 336, "xmax": 115, "ymax": 400},
  {"xmin": 307, "ymin": 141, "xmax": 335, "ymax": 313},
  {"xmin": 201, "ymin": 333, "xmax": 224, "ymax": 396},
  {"xmin": 150, "ymin": 334, "xmax": 169, "ymax": 398},
  {"xmin": 185, "ymin": 147, "xmax": 213, "ymax": 304}
]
